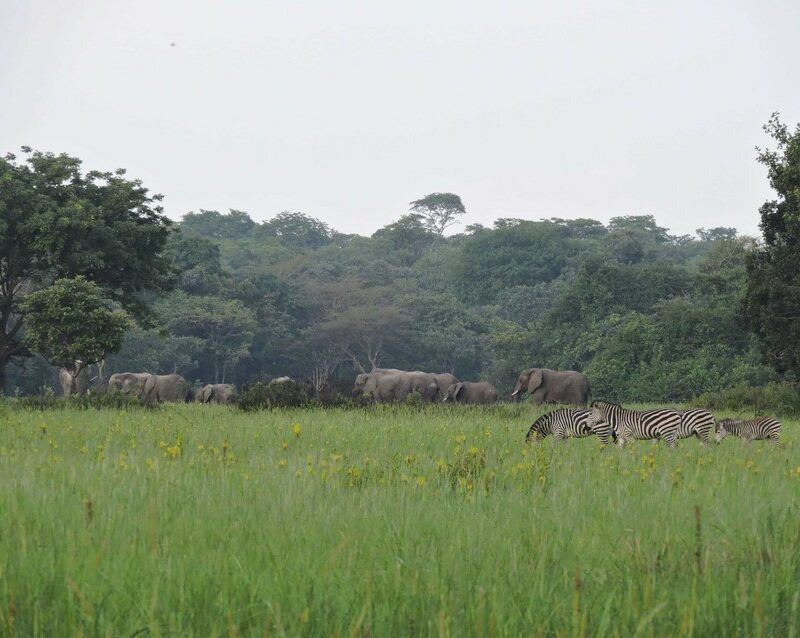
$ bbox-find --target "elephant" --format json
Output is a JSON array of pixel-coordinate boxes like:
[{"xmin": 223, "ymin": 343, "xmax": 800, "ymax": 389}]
[
  {"xmin": 353, "ymin": 368, "xmax": 404, "ymax": 397},
  {"xmin": 510, "ymin": 368, "xmax": 590, "ymax": 406},
  {"xmin": 354, "ymin": 369, "xmax": 439, "ymax": 403},
  {"xmin": 195, "ymin": 383, "xmax": 236, "ymax": 404},
  {"xmin": 432, "ymin": 373, "xmax": 459, "ymax": 399},
  {"xmin": 59, "ymin": 366, "xmax": 89, "ymax": 397},
  {"xmin": 443, "ymin": 381, "xmax": 499, "ymax": 404},
  {"xmin": 144, "ymin": 374, "xmax": 190, "ymax": 403},
  {"xmin": 405, "ymin": 371, "xmax": 440, "ymax": 402},
  {"xmin": 108, "ymin": 372, "xmax": 155, "ymax": 398},
  {"xmin": 362, "ymin": 373, "xmax": 414, "ymax": 403}
]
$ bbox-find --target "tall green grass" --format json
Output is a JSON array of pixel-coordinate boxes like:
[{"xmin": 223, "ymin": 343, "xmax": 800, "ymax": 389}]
[{"xmin": 1, "ymin": 404, "xmax": 798, "ymax": 636}]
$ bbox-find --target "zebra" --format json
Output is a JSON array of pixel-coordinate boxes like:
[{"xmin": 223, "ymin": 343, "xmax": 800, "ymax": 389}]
[
  {"xmin": 677, "ymin": 408, "xmax": 716, "ymax": 445},
  {"xmin": 588, "ymin": 400, "xmax": 681, "ymax": 448},
  {"xmin": 716, "ymin": 417, "xmax": 781, "ymax": 445},
  {"xmin": 525, "ymin": 408, "xmax": 613, "ymax": 444}
]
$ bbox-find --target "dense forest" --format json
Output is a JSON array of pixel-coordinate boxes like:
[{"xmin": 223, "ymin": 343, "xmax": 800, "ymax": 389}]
[
  {"xmin": 3, "ymin": 115, "xmax": 799, "ymax": 402},
  {"xmin": 5, "ymin": 207, "xmax": 765, "ymax": 401}
]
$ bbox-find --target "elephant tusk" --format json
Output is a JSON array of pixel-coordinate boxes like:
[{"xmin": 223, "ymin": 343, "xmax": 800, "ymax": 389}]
[{"xmin": 510, "ymin": 390, "xmax": 519, "ymax": 396}]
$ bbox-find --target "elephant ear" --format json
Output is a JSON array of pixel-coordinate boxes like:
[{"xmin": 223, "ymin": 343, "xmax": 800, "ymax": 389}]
[
  {"xmin": 528, "ymin": 369, "xmax": 544, "ymax": 393},
  {"xmin": 454, "ymin": 382, "xmax": 465, "ymax": 399}
]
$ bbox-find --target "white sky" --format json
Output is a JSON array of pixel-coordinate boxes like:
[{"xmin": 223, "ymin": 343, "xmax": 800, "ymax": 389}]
[{"xmin": 2, "ymin": 1, "xmax": 799, "ymax": 237}]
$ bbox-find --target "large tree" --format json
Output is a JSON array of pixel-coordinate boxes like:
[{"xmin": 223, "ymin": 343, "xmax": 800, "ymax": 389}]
[
  {"xmin": 21, "ymin": 277, "xmax": 129, "ymax": 394},
  {"xmin": 745, "ymin": 114, "xmax": 800, "ymax": 377},
  {"xmin": 0, "ymin": 149, "xmax": 173, "ymax": 391},
  {"xmin": 409, "ymin": 192, "xmax": 466, "ymax": 236}
]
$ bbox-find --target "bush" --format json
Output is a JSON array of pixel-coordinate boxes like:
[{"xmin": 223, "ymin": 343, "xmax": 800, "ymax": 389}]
[
  {"xmin": 692, "ymin": 382, "xmax": 800, "ymax": 417},
  {"xmin": 237, "ymin": 380, "xmax": 311, "ymax": 411}
]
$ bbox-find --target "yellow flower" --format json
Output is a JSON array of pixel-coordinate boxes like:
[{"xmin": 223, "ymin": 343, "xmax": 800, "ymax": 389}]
[
  {"xmin": 292, "ymin": 423, "xmax": 302, "ymax": 438},
  {"xmin": 282, "ymin": 440, "xmax": 289, "ymax": 450},
  {"xmin": 416, "ymin": 476, "xmax": 427, "ymax": 488}
]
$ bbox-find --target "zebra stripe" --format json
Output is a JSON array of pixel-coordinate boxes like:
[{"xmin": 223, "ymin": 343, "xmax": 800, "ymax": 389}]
[
  {"xmin": 589, "ymin": 400, "xmax": 681, "ymax": 448},
  {"xmin": 525, "ymin": 408, "xmax": 612, "ymax": 444},
  {"xmin": 678, "ymin": 408, "xmax": 715, "ymax": 444},
  {"xmin": 716, "ymin": 417, "xmax": 781, "ymax": 444}
]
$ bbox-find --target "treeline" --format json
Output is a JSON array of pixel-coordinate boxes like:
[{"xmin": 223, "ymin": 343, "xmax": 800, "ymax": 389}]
[
  {"xmin": 4, "ymin": 115, "xmax": 799, "ymax": 402},
  {"xmin": 15, "ymin": 209, "xmax": 767, "ymax": 402}
]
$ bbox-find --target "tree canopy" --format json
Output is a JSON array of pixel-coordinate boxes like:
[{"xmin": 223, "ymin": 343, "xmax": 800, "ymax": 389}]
[
  {"xmin": 21, "ymin": 277, "xmax": 129, "ymax": 386},
  {"xmin": 745, "ymin": 113, "xmax": 800, "ymax": 377},
  {"xmin": 0, "ymin": 149, "xmax": 173, "ymax": 391}
]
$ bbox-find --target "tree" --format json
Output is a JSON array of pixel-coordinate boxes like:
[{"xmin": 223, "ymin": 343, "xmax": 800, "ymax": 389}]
[
  {"xmin": 109, "ymin": 328, "xmax": 204, "ymax": 379},
  {"xmin": 745, "ymin": 113, "xmax": 800, "ymax": 377},
  {"xmin": 372, "ymin": 214, "xmax": 437, "ymax": 266},
  {"xmin": 181, "ymin": 209, "xmax": 256, "ymax": 240},
  {"xmin": 20, "ymin": 277, "xmax": 129, "ymax": 394},
  {"xmin": 409, "ymin": 193, "xmax": 466, "ymax": 236},
  {"xmin": 157, "ymin": 293, "xmax": 256, "ymax": 383},
  {"xmin": 260, "ymin": 212, "xmax": 333, "ymax": 249},
  {"xmin": 696, "ymin": 227, "xmax": 738, "ymax": 242},
  {"xmin": 0, "ymin": 149, "xmax": 173, "ymax": 391},
  {"xmin": 166, "ymin": 231, "xmax": 228, "ymax": 295}
]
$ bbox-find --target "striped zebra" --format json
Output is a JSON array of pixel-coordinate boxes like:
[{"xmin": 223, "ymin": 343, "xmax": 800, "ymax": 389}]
[
  {"xmin": 525, "ymin": 408, "xmax": 613, "ymax": 444},
  {"xmin": 716, "ymin": 417, "xmax": 781, "ymax": 445},
  {"xmin": 677, "ymin": 408, "xmax": 716, "ymax": 445},
  {"xmin": 588, "ymin": 400, "xmax": 681, "ymax": 448}
]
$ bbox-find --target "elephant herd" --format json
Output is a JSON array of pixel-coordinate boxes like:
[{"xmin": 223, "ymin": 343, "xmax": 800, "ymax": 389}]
[
  {"xmin": 352, "ymin": 367, "xmax": 590, "ymax": 405},
  {"xmin": 105, "ymin": 373, "xmax": 236, "ymax": 405},
  {"xmin": 59, "ymin": 368, "xmax": 236, "ymax": 405},
  {"xmin": 59, "ymin": 364, "xmax": 593, "ymax": 407}
]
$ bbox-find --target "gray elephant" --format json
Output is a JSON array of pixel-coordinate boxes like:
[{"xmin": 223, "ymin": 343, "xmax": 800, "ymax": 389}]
[
  {"xmin": 432, "ymin": 373, "xmax": 459, "ymax": 398},
  {"xmin": 108, "ymin": 372, "xmax": 155, "ymax": 398},
  {"xmin": 405, "ymin": 371, "xmax": 440, "ymax": 402},
  {"xmin": 144, "ymin": 374, "xmax": 190, "ymax": 403},
  {"xmin": 362, "ymin": 373, "xmax": 414, "ymax": 403},
  {"xmin": 59, "ymin": 366, "xmax": 89, "ymax": 397},
  {"xmin": 443, "ymin": 381, "xmax": 499, "ymax": 404},
  {"xmin": 195, "ymin": 383, "xmax": 236, "ymax": 404},
  {"xmin": 510, "ymin": 368, "xmax": 590, "ymax": 406},
  {"xmin": 353, "ymin": 368, "xmax": 404, "ymax": 396}
]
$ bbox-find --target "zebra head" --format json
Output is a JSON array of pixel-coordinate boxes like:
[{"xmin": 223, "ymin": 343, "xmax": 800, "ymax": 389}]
[
  {"xmin": 587, "ymin": 400, "xmax": 609, "ymax": 428},
  {"xmin": 715, "ymin": 419, "xmax": 733, "ymax": 443},
  {"xmin": 525, "ymin": 412, "xmax": 553, "ymax": 443}
]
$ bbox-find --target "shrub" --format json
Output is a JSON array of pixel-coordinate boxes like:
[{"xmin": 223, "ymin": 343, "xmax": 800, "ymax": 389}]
[
  {"xmin": 237, "ymin": 380, "xmax": 311, "ymax": 411},
  {"xmin": 692, "ymin": 382, "xmax": 800, "ymax": 418}
]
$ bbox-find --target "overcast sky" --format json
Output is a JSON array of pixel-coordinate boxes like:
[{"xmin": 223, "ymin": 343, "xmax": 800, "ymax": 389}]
[{"xmin": 2, "ymin": 1, "xmax": 799, "ymax": 237}]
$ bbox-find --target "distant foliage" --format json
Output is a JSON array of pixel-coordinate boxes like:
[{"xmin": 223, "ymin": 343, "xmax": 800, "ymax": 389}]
[{"xmin": 693, "ymin": 382, "xmax": 800, "ymax": 418}]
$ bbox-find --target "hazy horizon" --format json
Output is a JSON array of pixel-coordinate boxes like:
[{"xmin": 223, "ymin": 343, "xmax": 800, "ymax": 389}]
[{"xmin": 3, "ymin": 1, "xmax": 799, "ymax": 238}]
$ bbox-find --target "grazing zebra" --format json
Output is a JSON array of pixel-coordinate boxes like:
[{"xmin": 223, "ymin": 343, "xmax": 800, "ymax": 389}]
[
  {"xmin": 588, "ymin": 400, "xmax": 681, "ymax": 448},
  {"xmin": 677, "ymin": 408, "xmax": 716, "ymax": 445},
  {"xmin": 525, "ymin": 408, "xmax": 613, "ymax": 444},
  {"xmin": 716, "ymin": 417, "xmax": 781, "ymax": 445}
]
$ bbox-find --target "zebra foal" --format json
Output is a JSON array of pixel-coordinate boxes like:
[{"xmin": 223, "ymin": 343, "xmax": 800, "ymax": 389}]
[
  {"xmin": 525, "ymin": 408, "xmax": 613, "ymax": 444},
  {"xmin": 588, "ymin": 400, "xmax": 681, "ymax": 448},
  {"xmin": 716, "ymin": 417, "xmax": 781, "ymax": 445}
]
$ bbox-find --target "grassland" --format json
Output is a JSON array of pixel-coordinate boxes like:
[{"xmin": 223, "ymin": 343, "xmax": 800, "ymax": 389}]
[{"xmin": 0, "ymin": 403, "xmax": 798, "ymax": 636}]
